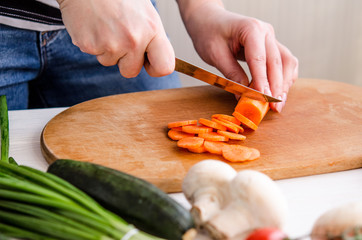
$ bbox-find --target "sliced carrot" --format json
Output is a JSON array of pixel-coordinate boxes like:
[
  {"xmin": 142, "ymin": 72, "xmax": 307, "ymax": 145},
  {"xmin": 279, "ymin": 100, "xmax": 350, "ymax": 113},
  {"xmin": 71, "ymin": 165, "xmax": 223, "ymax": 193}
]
[
  {"xmin": 232, "ymin": 111, "xmax": 258, "ymax": 131},
  {"xmin": 199, "ymin": 118, "xmax": 227, "ymax": 131},
  {"xmin": 221, "ymin": 144, "xmax": 253, "ymax": 162},
  {"xmin": 168, "ymin": 129, "xmax": 194, "ymax": 141},
  {"xmin": 234, "ymin": 96, "xmax": 269, "ymax": 125},
  {"xmin": 248, "ymin": 147, "xmax": 261, "ymax": 161},
  {"xmin": 182, "ymin": 125, "xmax": 213, "ymax": 134},
  {"xmin": 177, "ymin": 137, "xmax": 204, "ymax": 149},
  {"xmin": 170, "ymin": 127, "xmax": 183, "ymax": 131},
  {"xmin": 198, "ymin": 132, "xmax": 229, "ymax": 142},
  {"xmin": 204, "ymin": 141, "xmax": 227, "ymax": 155},
  {"xmin": 217, "ymin": 130, "xmax": 246, "ymax": 141},
  {"xmin": 216, "ymin": 118, "xmax": 244, "ymax": 133},
  {"xmin": 212, "ymin": 114, "xmax": 241, "ymax": 125},
  {"xmin": 211, "ymin": 118, "xmax": 239, "ymax": 133},
  {"xmin": 167, "ymin": 120, "xmax": 197, "ymax": 129},
  {"xmin": 188, "ymin": 145, "xmax": 207, "ymax": 153}
]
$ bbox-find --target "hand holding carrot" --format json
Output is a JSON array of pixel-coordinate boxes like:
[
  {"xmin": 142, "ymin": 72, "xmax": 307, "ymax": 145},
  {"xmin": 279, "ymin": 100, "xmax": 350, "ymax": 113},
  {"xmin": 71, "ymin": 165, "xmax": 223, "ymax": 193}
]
[{"xmin": 177, "ymin": 0, "xmax": 298, "ymax": 112}]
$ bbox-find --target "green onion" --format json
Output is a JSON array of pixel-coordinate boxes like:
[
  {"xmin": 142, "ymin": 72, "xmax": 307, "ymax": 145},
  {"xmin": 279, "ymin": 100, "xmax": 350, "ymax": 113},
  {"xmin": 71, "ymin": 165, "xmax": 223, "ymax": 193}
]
[
  {"xmin": 0, "ymin": 95, "xmax": 161, "ymax": 240},
  {"xmin": 0, "ymin": 96, "xmax": 9, "ymax": 163}
]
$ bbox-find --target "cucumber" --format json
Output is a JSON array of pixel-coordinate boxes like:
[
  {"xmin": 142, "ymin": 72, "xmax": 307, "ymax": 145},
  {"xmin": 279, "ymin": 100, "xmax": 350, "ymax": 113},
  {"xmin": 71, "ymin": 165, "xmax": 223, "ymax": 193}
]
[{"xmin": 47, "ymin": 159, "xmax": 194, "ymax": 240}]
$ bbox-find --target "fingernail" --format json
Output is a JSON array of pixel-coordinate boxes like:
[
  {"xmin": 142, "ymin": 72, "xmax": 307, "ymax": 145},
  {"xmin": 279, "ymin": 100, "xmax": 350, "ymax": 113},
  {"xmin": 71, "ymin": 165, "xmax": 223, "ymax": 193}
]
[
  {"xmin": 264, "ymin": 86, "xmax": 272, "ymax": 96},
  {"xmin": 282, "ymin": 92, "xmax": 287, "ymax": 107},
  {"xmin": 276, "ymin": 95, "xmax": 283, "ymax": 113}
]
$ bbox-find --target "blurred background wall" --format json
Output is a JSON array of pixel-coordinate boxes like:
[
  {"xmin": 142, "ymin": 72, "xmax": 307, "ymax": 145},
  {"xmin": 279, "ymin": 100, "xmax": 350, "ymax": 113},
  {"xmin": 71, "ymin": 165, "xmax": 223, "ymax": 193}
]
[{"xmin": 157, "ymin": 0, "xmax": 362, "ymax": 87}]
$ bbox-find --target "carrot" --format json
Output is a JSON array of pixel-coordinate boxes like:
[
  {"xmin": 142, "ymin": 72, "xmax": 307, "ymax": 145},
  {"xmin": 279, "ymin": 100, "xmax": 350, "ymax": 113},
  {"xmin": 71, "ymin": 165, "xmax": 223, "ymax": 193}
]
[
  {"xmin": 234, "ymin": 96, "xmax": 269, "ymax": 125},
  {"xmin": 212, "ymin": 114, "xmax": 241, "ymax": 125},
  {"xmin": 204, "ymin": 141, "xmax": 226, "ymax": 155},
  {"xmin": 216, "ymin": 118, "xmax": 244, "ymax": 133},
  {"xmin": 199, "ymin": 118, "xmax": 227, "ymax": 131},
  {"xmin": 248, "ymin": 147, "xmax": 261, "ymax": 161},
  {"xmin": 221, "ymin": 144, "xmax": 252, "ymax": 162},
  {"xmin": 177, "ymin": 137, "xmax": 204, "ymax": 149},
  {"xmin": 182, "ymin": 125, "xmax": 213, "ymax": 134},
  {"xmin": 170, "ymin": 127, "xmax": 183, "ymax": 131},
  {"xmin": 217, "ymin": 130, "xmax": 246, "ymax": 141},
  {"xmin": 211, "ymin": 118, "xmax": 239, "ymax": 133},
  {"xmin": 188, "ymin": 145, "xmax": 207, "ymax": 153},
  {"xmin": 168, "ymin": 129, "xmax": 194, "ymax": 141},
  {"xmin": 167, "ymin": 120, "xmax": 197, "ymax": 129},
  {"xmin": 198, "ymin": 132, "xmax": 229, "ymax": 142},
  {"xmin": 232, "ymin": 111, "xmax": 258, "ymax": 131}
]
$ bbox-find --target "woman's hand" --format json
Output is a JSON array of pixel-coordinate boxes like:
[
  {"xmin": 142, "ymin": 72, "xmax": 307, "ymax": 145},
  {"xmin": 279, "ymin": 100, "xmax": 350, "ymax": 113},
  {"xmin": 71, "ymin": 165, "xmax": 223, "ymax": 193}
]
[
  {"xmin": 178, "ymin": 0, "xmax": 298, "ymax": 112},
  {"xmin": 57, "ymin": 0, "xmax": 175, "ymax": 78}
]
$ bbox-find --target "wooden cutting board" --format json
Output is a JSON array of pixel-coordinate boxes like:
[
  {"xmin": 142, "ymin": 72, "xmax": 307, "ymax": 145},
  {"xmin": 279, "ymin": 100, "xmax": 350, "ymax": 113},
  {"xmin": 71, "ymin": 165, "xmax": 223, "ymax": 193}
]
[{"xmin": 41, "ymin": 78, "xmax": 362, "ymax": 193}]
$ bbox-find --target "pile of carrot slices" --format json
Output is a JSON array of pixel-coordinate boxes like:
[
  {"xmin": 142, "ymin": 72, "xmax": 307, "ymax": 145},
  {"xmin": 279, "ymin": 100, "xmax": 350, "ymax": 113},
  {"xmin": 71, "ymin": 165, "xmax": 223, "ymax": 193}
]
[{"xmin": 167, "ymin": 96, "xmax": 270, "ymax": 163}]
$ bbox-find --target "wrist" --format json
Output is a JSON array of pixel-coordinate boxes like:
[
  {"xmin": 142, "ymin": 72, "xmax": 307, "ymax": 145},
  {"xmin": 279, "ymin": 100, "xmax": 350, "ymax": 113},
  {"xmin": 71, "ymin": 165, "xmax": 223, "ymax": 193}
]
[{"xmin": 176, "ymin": 0, "xmax": 224, "ymax": 24}]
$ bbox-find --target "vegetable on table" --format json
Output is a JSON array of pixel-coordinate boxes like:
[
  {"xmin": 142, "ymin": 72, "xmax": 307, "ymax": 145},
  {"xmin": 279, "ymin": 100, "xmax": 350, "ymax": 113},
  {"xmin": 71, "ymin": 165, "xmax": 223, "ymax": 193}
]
[
  {"xmin": 198, "ymin": 132, "xmax": 229, "ymax": 142},
  {"xmin": 245, "ymin": 228, "xmax": 288, "ymax": 240},
  {"xmin": 167, "ymin": 96, "xmax": 271, "ymax": 162},
  {"xmin": 168, "ymin": 129, "xmax": 194, "ymax": 140},
  {"xmin": 182, "ymin": 160, "xmax": 288, "ymax": 240},
  {"xmin": 203, "ymin": 141, "xmax": 227, "ymax": 155},
  {"xmin": 167, "ymin": 120, "xmax": 197, "ymax": 129},
  {"xmin": 0, "ymin": 95, "xmax": 9, "ymax": 163},
  {"xmin": 234, "ymin": 95, "xmax": 270, "ymax": 126},
  {"xmin": 311, "ymin": 201, "xmax": 362, "ymax": 240},
  {"xmin": 0, "ymin": 95, "xmax": 167, "ymax": 240},
  {"xmin": 177, "ymin": 137, "xmax": 205, "ymax": 149},
  {"xmin": 0, "ymin": 159, "xmax": 162, "ymax": 240},
  {"xmin": 221, "ymin": 144, "xmax": 254, "ymax": 163},
  {"xmin": 47, "ymin": 159, "xmax": 195, "ymax": 240},
  {"xmin": 211, "ymin": 114, "xmax": 241, "ymax": 126},
  {"xmin": 167, "ymin": 111, "xmax": 259, "ymax": 162},
  {"xmin": 182, "ymin": 160, "xmax": 237, "ymax": 226},
  {"xmin": 232, "ymin": 111, "xmax": 258, "ymax": 131}
]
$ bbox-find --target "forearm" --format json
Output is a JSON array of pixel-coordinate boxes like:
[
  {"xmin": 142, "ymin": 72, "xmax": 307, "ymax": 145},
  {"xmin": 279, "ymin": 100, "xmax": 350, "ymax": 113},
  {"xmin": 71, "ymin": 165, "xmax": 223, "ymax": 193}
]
[{"xmin": 176, "ymin": 0, "xmax": 224, "ymax": 24}]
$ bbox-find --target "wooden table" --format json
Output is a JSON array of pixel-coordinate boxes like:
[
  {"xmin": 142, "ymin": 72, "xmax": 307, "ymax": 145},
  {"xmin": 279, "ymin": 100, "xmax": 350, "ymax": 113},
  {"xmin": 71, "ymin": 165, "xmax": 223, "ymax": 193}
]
[{"xmin": 9, "ymin": 106, "xmax": 362, "ymax": 238}]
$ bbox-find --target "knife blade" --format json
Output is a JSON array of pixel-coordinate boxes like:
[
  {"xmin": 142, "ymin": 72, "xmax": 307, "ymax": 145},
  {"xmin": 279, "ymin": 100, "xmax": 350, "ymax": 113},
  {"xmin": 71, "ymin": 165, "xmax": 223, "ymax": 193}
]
[{"xmin": 174, "ymin": 58, "xmax": 281, "ymax": 103}]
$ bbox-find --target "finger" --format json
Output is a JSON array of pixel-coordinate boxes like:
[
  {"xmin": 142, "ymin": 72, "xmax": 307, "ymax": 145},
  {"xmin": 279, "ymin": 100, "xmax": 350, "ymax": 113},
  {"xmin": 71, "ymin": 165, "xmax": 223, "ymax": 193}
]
[
  {"xmin": 144, "ymin": 33, "xmax": 175, "ymax": 77},
  {"xmin": 116, "ymin": 52, "xmax": 146, "ymax": 78},
  {"xmin": 212, "ymin": 43, "xmax": 249, "ymax": 86},
  {"xmin": 243, "ymin": 30, "xmax": 269, "ymax": 95},
  {"xmin": 96, "ymin": 50, "xmax": 124, "ymax": 67},
  {"xmin": 277, "ymin": 41, "xmax": 299, "ymax": 107},
  {"xmin": 265, "ymin": 34, "xmax": 284, "ymax": 112}
]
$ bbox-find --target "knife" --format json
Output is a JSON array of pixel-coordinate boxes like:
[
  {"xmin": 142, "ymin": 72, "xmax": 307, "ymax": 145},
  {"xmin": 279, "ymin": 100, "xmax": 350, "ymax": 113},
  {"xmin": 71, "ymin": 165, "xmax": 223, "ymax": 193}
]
[{"xmin": 174, "ymin": 58, "xmax": 281, "ymax": 103}]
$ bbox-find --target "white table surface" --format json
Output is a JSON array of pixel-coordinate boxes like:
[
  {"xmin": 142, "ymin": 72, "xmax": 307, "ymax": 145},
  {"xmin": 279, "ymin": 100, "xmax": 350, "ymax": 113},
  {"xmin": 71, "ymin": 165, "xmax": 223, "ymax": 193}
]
[{"xmin": 8, "ymin": 108, "xmax": 362, "ymax": 239}]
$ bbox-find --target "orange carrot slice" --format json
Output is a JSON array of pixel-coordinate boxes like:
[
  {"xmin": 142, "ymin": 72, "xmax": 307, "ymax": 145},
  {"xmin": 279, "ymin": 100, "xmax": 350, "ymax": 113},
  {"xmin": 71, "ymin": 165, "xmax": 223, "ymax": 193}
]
[
  {"xmin": 212, "ymin": 114, "xmax": 241, "ymax": 125},
  {"xmin": 170, "ymin": 127, "xmax": 183, "ymax": 131},
  {"xmin": 199, "ymin": 118, "xmax": 227, "ymax": 131},
  {"xmin": 221, "ymin": 144, "xmax": 252, "ymax": 162},
  {"xmin": 168, "ymin": 120, "xmax": 197, "ymax": 129},
  {"xmin": 177, "ymin": 137, "xmax": 204, "ymax": 149},
  {"xmin": 198, "ymin": 132, "xmax": 229, "ymax": 142},
  {"xmin": 217, "ymin": 118, "xmax": 244, "ymax": 133},
  {"xmin": 204, "ymin": 141, "xmax": 226, "ymax": 155},
  {"xmin": 217, "ymin": 130, "xmax": 246, "ymax": 141},
  {"xmin": 188, "ymin": 145, "xmax": 207, "ymax": 153},
  {"xmin": 168, "ymin": 129, "xmax": 194, "ymax": 141},
  {"xmin": 211, "ymin": 118, "xmax": 239, "ymax": 133},
  {"xmin": 234, "ymin": 96, "xmax": 269, "ymax": 125},
  {"xmin": 232, "ymin": 112, "xmax": 258, "ymax": 131},
  {"xmin": 182, "ymin": 125, "xmax": 213, "ymax": 134},
  {"xmin": 248, "ymin": 147, "xmax": 261, "ymax": 161}
]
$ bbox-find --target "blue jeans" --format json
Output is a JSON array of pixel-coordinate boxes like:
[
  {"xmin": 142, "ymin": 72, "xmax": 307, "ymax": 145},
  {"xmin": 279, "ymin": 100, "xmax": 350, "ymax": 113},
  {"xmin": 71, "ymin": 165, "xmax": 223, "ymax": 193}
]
[{"xmin": 0, "ymin": 24, "xmax": 181, "ymax": 110}]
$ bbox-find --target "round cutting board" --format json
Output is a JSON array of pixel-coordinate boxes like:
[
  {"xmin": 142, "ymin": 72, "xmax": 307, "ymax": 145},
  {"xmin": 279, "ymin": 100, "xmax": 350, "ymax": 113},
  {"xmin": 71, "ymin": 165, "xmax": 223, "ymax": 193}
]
[{"xmin": 41, "ymin": 79, "xmax": 362, "ymax": 193}]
